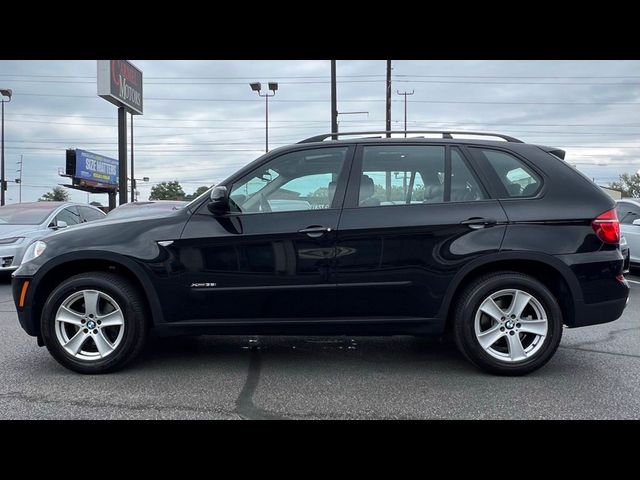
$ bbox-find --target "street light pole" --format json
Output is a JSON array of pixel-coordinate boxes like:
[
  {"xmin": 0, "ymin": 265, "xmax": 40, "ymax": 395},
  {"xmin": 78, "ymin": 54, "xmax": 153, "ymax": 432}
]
[
  {"xmin": 17, "ymin": 154, "xmax": 23, "ymax": 203},
  {"xmin": 396, "ymin": 90, "xmax": 414, "ymax": 137},
  {"xmin": 1, "ymin": 88, "xmax": 13, "ymax": 207},
  {"xmin": 250, "ymin": 82, "xmax": 278, "ymax": 153},
  {"xmin": 265, "ymin": 93, "xmax": 269, "ymax": 153}
]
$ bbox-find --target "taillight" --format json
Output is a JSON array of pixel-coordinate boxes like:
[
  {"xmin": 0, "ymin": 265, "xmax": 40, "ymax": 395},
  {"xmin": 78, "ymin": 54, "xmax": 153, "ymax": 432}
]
[{"xmin": 592, "ymin": 208, "xmax": 620, "ymax": 244}]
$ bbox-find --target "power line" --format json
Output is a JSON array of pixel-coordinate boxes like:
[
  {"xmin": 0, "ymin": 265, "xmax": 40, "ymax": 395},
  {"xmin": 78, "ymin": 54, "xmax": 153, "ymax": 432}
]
[
  {"xmin": 3, "ymin": 72, "xmax": 640, "ymax": 80},
  {"xmin": 0, "ymin": 74, "xmax": 388, "ymax": 79},
  {"xmin": 9, "ymin": 112, "xmax": 640, "ymax": 128},
  {"xmin": 5, "ymin": 77, "xmax": 640, "ymax": 86},
  {"xmin": 393, "ymin": 74, "xmax": 640, "ymax": 79},
  {"xmin": 393, "ymin": 79, "xmax": 640, "ymax": 86},
  {"xmin": 13, "ymin": 92, "xmax": 640, "ymax": 106}
]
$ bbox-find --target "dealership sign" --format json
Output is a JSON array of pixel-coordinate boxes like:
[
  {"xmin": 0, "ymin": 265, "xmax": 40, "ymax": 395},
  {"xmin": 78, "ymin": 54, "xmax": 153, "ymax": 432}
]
[
  {"xmin": 97, "ymin": 60, "xmax": 143, "ymax": 115},
  {"xmin": 66, "ymin": 149, "xmax": 119, "ymax": 186}
]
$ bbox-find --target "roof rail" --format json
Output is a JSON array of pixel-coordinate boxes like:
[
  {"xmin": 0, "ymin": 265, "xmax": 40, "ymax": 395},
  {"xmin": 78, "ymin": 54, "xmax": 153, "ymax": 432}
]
[{"xmin": 299, "ymin": 130, "xmax": 523, "ymax": 144}]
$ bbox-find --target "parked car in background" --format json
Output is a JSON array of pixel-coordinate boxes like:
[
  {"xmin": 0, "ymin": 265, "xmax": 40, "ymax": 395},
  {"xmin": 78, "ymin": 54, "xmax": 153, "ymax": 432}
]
[
  {"xmin": 11, "ymin": 131, "xmax": 629, "ymax": 376},
  {"xmin": 616, "ymin": 199, "xmax": 640, "ymax": 269},
  {"xmin": 0, "ymin": 202, "xmax": 105, "ymax": 272},
  {"xmin": 106, "ymin": 200, "xmax": 187, "ymax": 220},
  {"xmin": 620, "ymin": 235, "xmax": 631, "ymax": 274}
]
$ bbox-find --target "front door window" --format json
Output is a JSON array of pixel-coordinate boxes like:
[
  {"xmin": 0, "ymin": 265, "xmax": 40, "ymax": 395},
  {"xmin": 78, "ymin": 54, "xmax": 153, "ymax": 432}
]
[{"xmin": 229, "ymin": 147, "xmax": 349, "ymax": 214}]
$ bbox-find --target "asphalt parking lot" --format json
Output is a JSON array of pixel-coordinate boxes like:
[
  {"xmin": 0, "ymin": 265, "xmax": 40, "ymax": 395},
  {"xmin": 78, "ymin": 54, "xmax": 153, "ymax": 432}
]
[{"xmin": 0, "ymin": 274, "xmax": 638, "ymax": 420}]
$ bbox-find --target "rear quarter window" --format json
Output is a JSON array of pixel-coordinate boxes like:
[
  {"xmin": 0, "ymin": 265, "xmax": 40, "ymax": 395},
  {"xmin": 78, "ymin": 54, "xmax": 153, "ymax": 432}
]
[{"xmin": 473, "ymin": 148, "xmax": 541, "ymax": 198}]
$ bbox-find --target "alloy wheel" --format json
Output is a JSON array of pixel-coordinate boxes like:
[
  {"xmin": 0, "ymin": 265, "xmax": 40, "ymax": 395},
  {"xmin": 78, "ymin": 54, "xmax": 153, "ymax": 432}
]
[
  {"xmin": 54, "ymin": 289, "xmax": 125, "ymax": 361},
  {"xmin": 474, "ymin": 288, "xmax": 548, "ymax": 362}
]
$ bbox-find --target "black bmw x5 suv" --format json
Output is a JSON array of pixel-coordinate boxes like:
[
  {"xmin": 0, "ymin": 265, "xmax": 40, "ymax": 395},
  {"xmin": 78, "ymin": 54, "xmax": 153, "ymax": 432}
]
[{"xmin": 12, "ymin": 131, "xmax": 629, "ymax": 375}]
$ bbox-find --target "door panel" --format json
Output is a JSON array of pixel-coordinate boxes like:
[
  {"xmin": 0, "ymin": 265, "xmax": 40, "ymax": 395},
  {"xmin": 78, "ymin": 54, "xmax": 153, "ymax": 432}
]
[
  {"xmin": 335, "ymin": 143, "xmax": 507, "ymax": 319},
  {"xmin": 335, "ymin": 203, "xmax": 507, "ymax": 318},
  {"xmin": 171, "ymin": 210, "xmax": 340, "ymax": 321},
  {"xmin": 165, "ymin": 145, "xmax": 353, "ymax": 323}
]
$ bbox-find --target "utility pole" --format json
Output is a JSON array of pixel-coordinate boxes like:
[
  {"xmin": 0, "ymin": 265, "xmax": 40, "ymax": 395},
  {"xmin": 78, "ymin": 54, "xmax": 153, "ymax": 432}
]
[
  {"xmin": 131, "ymin": 113, "xmax": 136, "ymax": 201},
  {"xmin": 118, "ymin": 106, "xmax": 128, "ymax": 205},
  {"xmin": 16, "ymin": 154, "xmax": 23, "ymax": 203},
  {"xmin": 331, "ymin": 60, "xmax": 338, "ymax": 140},
  {"xmin": 385, "ymin": 61, "xmax": 392, "ymax": 200},
  {"xmin": 396, "ymin": 90, "xmax": 414, "ymax": 137},
  {"xmin": 385, "ymin": 60, "xmax": 392, "ymax": 138}
]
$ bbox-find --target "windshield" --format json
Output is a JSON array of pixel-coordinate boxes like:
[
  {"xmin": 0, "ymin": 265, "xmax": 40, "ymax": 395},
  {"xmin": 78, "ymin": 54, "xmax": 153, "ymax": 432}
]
[{"xmin": 0, "ymin": 204, "xmax": 54, "ymax": 225}]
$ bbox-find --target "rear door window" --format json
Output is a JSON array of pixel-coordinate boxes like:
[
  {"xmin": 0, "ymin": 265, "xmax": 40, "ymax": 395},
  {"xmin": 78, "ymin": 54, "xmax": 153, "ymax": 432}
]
[{"xmin": 354, "ymin": 145, "xmax": 487, "ymax": 207}]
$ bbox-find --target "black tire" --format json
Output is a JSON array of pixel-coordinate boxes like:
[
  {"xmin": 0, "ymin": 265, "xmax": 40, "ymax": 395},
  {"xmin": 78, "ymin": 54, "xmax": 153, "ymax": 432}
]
[
  {"xmin": 40, "ymin": 272, "xmax": 148, "ymax": 374},
  {"xmin": 453, "ymin": 271, "xmax": 562, "ymax": 376}
]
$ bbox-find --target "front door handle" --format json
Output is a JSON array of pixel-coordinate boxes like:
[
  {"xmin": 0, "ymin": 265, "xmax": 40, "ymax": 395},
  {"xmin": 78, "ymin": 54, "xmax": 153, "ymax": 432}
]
[
  {"xmin": 298, "ymin": 225, "xmax": 333, "ymax": 238},
  {"xmin": 460, "ymin": 217, "xmax": 497, "ymax": 229}
]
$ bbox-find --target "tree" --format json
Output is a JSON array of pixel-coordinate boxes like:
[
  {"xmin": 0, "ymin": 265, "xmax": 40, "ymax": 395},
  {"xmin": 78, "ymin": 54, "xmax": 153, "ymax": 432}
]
[
  {"xmin": 609, "ymin": 173, "xmax": 640, "ymax": 198},
  {"xmin": 149, "ymin": 181, "xmax": 186, "ymax": 200},
  {"xmin": 185, "ymin": 185, "xmax": 211, "ymax": 201},
  {"xmin": 39, "ymin": 186, "xmax": 70, "ymax": 202}
]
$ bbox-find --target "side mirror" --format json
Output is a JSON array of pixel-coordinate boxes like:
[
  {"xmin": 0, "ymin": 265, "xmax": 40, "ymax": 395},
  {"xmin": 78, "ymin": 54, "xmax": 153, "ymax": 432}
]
[
  {"xmin": 632, "ymin": 219, "xmax": 640, "ymax": 226},
  {"xmin": 207, "ymin": 186, "xmax": 229, "ymax": 215},
  {"xmin": 52, "ymin": 219, "xmax": 68, "ymax": 229}
]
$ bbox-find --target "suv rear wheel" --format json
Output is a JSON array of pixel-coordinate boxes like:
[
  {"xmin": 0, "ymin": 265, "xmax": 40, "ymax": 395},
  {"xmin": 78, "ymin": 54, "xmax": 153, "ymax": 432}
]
[
  {"xmin": 40, "ymin": 272, "xmax": 148, "ymax": 374},
  {"xmin": 453, "ymin": 271, "xmax": 562, "ymax": 375}
]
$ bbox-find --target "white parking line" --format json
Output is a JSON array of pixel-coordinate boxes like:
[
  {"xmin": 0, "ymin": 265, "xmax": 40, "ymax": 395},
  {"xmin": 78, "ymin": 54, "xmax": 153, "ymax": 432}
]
[{"xmin": 626, "ymin": 279, "xmax": 640, "ymax": 285}]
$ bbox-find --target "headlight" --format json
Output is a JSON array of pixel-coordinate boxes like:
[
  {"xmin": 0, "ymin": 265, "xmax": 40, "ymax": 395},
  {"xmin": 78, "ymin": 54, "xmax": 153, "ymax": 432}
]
[
  {"xmin": 21, "ymin": 241, "xmax": 47, "ymax": 264},
  {"xmin": 0, "ymin": 236, "xmax": 24, "ymax": 245}
]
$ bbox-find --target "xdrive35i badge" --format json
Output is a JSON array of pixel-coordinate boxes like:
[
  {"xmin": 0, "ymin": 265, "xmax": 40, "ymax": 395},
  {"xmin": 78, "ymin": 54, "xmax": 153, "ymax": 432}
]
[{"xmin": 191, "ymin": 283, "xmax": 217, "ymax": 288}]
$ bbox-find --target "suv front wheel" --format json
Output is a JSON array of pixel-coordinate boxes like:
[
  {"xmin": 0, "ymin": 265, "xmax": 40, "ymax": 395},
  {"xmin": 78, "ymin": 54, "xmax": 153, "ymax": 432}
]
[
  {"xmin": 453, "ymin": 271, "xmax": 563, "ymax": 375},
  {"xmin": 40, "ymin": 272, "xmax": 148, "ymax": 374}
]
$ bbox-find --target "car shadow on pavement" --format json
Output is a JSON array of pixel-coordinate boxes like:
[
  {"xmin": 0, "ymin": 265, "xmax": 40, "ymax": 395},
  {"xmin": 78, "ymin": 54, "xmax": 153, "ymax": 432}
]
[{"xmin": 134, "ymin": 334, "xmax": 468, "ymax": 372}]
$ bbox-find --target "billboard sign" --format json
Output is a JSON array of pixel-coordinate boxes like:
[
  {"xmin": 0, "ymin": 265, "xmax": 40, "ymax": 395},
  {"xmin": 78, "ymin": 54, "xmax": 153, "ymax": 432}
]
[
  {"xmin": 72, "ymin": 149, "xmax": 119, "ymax": 186},
  {"xmin": 97, "ymin": 60, "xmax": 143, "ymax": 114}
]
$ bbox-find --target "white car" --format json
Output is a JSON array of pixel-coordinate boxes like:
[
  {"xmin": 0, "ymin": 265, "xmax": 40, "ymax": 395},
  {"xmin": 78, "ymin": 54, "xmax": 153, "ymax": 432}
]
[{"xmin": 615, "ymin": 199, "xmax": 640, "ymax": 269}]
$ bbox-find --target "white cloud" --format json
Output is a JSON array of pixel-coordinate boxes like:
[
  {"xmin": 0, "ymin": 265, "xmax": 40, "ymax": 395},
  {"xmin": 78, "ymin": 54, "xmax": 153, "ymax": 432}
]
[{"xmin": 1, "ymin": 59, "xmax": 639, "ymax": 203}]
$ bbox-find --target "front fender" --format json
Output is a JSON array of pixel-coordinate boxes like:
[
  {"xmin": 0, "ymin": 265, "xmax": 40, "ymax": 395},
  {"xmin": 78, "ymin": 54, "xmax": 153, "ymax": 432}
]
[{"xmin": 24, "ymin": 250, "xmax": 165, "ymax": 329}]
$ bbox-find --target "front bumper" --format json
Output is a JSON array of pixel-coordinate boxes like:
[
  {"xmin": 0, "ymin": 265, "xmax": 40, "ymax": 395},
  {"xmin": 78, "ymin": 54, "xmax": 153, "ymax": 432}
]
[
  {"xmin": 12, "ymin": 276, "xmax": 38, "ymax": 336},
  {"xmin": 0, "ymin": 243, "xmax": 24, "ymax": 271}
]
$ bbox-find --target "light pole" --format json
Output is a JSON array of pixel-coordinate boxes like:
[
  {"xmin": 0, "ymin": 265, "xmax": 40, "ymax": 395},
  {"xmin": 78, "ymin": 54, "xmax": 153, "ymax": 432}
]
[
  {"xmin": 396, "ymin": 90, "xmax": 414, "ymax": 137},
  {"xmin": 16, "ymin": 154, "xmax": 23, "ymax": 203},
  {"xmin": 250, "ymin": 82, "xmax": 278, "ymax": 152},
  {"xmin": 1, "ymin": 88, "xmax": 13, "ymax": 207}
]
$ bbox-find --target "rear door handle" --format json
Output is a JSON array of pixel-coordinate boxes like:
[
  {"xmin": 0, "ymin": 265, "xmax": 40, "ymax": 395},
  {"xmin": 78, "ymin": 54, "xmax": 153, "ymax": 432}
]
[
  {"xmin": 460, "ymin": 217, "xmax": 497, "ymax": 229},
  {"xmin": 298, "ymin": 226, "xmax": 333, "ymax": 238}
]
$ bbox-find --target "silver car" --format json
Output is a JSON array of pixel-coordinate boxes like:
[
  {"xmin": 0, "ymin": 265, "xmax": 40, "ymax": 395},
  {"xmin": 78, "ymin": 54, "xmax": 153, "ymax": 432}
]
[{"xmin": 0, "ymin": 202, "xmax": 105, "ymax": 272}]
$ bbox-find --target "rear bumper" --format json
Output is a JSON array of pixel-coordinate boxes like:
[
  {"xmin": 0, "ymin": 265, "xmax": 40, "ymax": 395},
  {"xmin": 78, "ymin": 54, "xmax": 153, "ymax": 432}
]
[
  {"xmin": 555, "ymin": 249, "xmax": 629, "ymax": 328},
  {"xmin": 570, "ymin": 294, "xmax": 629, "ymax": 328}
]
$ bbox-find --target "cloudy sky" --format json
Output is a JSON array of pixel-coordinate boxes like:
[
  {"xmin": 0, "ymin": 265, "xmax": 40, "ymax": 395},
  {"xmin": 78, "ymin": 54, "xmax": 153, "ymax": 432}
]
[{"xmin": 0, "ymin": 59, "xmax": 639, "ymax": 204}]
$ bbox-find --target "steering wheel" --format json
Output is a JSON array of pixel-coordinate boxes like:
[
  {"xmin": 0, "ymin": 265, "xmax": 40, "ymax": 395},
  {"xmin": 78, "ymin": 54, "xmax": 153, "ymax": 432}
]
[{"xmin": 259, "ymin": 193, "xmax": 272, "ymax": 213}]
